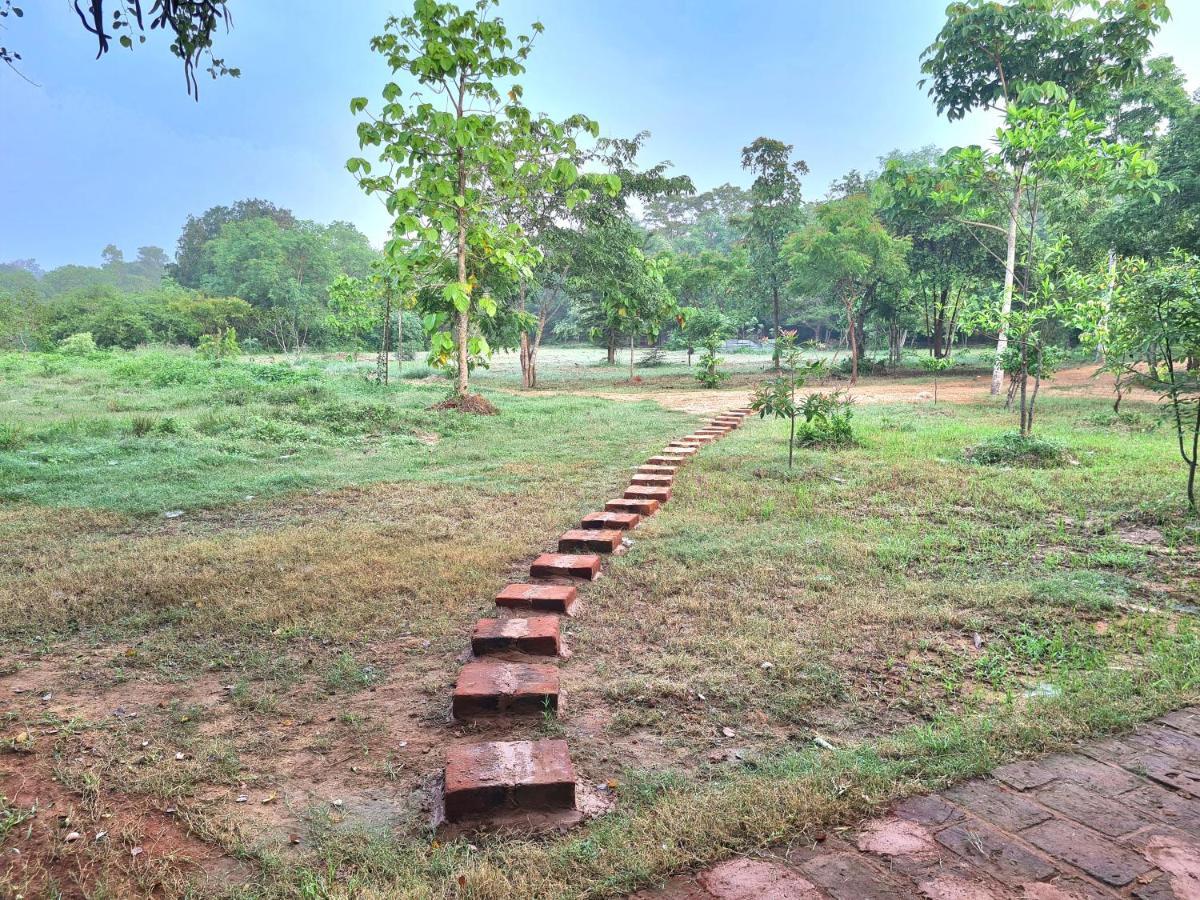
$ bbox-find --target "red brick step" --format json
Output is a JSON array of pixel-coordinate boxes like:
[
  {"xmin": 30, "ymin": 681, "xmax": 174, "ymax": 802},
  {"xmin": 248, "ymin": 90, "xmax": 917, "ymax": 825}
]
[
  {"xmin": 471, "ymin": 616, "xmax": 561, "ymax": 656},
  {"xmin": 606, "ymin": 497, "xmax": 659, "ymax": 516},
  {"xmin": 647, "ymin": 454, "xmax": 689, "ymax": 467},
  {"xmin": 631, "ymin": 473, "xmax": 673, "ymax": 487},
  {"xmin": 452, "ymin": 659, "xmax": 559, "ymax": 718},
  {"xmin": 625, "ymin": 485, "xmax": 671, "ymax": 503},
  {"xmin": 581, "ymin": 510, "xmax": 640, "ymax": 531},
  {"xmin": 557, "ymin": 528, "xmax": 622, "ymax": 554},
  {"xmin": 443, "ymin": 739, "xmax": 575, "ymax": 821},
  {"xmin": 495, "ymin": 583, "xmax": 577, "ymax": 614},
  {"xmin": 530, "ymin": 553, "xmax": 601, "ymax": 580},
  {"xmin": 637, "ymin": 464, "xmax": 678, "ymax": 475}
]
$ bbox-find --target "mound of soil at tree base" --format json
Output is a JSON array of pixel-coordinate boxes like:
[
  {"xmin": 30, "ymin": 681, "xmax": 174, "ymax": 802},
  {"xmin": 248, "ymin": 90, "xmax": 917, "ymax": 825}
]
[{"xmin": 430, "ymin": 392, "xmax": 499, "ymax": 415}]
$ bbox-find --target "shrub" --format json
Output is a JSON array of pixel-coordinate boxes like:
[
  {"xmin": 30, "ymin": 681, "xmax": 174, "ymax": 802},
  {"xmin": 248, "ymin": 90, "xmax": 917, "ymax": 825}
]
[
  {"xmin": 695, "ymin": 336, "xmax": 728, "ymax": 389},
  {"xmin": 196, "ymin": 327, "xmax": 241, "ymax": 360},
  {"xmin": 794, "ymin": 391, "xmax": 857, "ymax": 448},
  {"xmin": 130, "ymin": 415, "xmax": 157, "ymax": 437},
  {"xmin": 58, "ymin": 332, "xmax": 98, "ymax": 356},
  {"xmin": 964, "ymin": 433, "xmax": 1071, "ymax": 468}
]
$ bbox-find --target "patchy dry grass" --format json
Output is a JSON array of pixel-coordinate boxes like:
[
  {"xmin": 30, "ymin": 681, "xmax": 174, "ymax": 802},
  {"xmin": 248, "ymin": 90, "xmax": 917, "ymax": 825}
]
[{"xmin": 2, "ymin": 349, "xmax": 1199, "ymax": 899}]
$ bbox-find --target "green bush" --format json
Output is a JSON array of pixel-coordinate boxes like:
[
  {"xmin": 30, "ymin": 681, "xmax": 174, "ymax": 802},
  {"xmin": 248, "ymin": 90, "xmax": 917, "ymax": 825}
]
[
  {"xmin": 696, "ymin": 336, "xmax": 728, "ymax": 389},
  {"xmin": 58, "ymin": 332, "xmax": 99, "ymax": 356},
  {"xmin": 794, "ymin": 391, "xmax": 857, "ymax": 448},
  {"xmin": 964, "ymin": 433, "xmax": 1071, "ymax": 468}
]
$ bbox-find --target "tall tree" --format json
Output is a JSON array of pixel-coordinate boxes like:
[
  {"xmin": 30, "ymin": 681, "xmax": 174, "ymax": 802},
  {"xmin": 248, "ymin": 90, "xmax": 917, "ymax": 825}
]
[
  {"xmin": 740, "ymin": 137, "xmax": 807, "ymax": 367},
  {"xmin": 172, "ymin": 200, "xmax": 297, "ymax": 288},
  {"xmin": 920, "ymin": 0, "xmax": 1169, "ymax": 394},
  {"xmin": 785, "ymin": 194, "xmax": 910, "ymax": 385},
  {"xmin": 349, "ymin": 0, "xmax": 593, "ymax": 403}
]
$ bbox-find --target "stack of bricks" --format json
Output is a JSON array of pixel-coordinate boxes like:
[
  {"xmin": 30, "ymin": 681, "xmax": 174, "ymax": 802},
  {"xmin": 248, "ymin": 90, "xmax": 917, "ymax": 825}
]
[{"xmin": 442, "ymin": 407, "xmax": 754, "ymax": 825}]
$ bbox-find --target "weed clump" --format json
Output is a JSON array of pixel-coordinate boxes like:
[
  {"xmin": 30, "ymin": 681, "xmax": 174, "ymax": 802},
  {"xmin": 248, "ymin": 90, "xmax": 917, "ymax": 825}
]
[{"xmin": 965, "ymin": 433, "xmax": 1070, "ymax": 468}]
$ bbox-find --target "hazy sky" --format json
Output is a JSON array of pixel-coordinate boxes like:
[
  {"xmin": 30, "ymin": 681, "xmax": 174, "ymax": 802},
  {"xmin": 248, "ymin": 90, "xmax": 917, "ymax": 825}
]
[{"xmin": 3, "ymin": 1, "xmax": 1199, "ymax": 270}]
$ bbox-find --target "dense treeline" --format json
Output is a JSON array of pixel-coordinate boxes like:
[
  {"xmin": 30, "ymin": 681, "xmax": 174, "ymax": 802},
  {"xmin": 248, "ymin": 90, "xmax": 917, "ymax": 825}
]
[{"xmin": 0, "ymin": 203, "xmax": 406, "ymax": 355}]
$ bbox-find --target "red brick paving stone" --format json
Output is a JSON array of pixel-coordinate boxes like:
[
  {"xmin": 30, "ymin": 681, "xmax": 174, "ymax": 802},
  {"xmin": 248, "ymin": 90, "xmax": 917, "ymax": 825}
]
[
  {"xmin": 1160, "ymin": 708, "xmax": 1200, "ymax": 739},
  {"xmin": 606, "ymin": 497, "xmax": 659, "ymax": 516},
  {"xmin": 993, "ymin": 759, "xmax": 1060, "ymax": 792},
  {"xmin": 631, "ymin": 473, "xmax": 674, "ymax": 487},
  {"xmin": 1086, "ymin": 741, "xmax": 1200, "ymax": 797},
  {"xmin": 451, "ymin": 659, "xmax": 559, "ymax": 718},
  {"xmin": 470, "ymin": 616, "xmax": 560, "ymax": 656},
  {"xmin": 1128, "ymin": 725, "xmax": 1200, "ymax": 764},
  {"xmin": 943, "ymin": 780, "xmax": 1053, "ymax": 831},
  {"xmin": 798, "ymin": 851, "xmax": 911, "ymax": 898},
  {"xmin": 1032, "ymin": 780, "xmax": 1147, "ymax": 837},
  {"xmin": 625, "ymin": 485, "xmax": 671, "ymax": 503},
  {"xmin": 442, "ymin": 738, "xmax": 574, "ymax": 821},
  {"xmin": 1021, "ymin": 818, "xmax": 1155, "ymax": 887},
  {"xmin": 678, "ymin": 435, "xmax": 714, "ymax": 445},
  {"xmin": 529, "ymin": 552, "xmax": 601, "ymax": 580},
  {"xmin": 1119, "ymin": 779, "xmax": 1200, "ymax": 832},
  {"xmin": 495, "ymin": 582, "xmax": 577, "ymax": 613},
  {"xmin": 1126, "ymin": 826, "xmax": 1200, "ymax": 898},
  {"xmin": 935, "ymin": 819, "xmax": 1058, "ymax": 885},
  {"xmin": 558, "ymin": 528, "xmax": 623, "ymax": 554},
  {"xmin": 647, "ymin": 455, "xmax": 688, "ymax": 467},
  {"xmin": 581, "ymin": 510, "xmax": 640, "ymax": 531},
  {"xmin": 893, "ymin": 792, "xmax": 965, "ymax": 828},
  {"xmin": 638, "ymin": 464, "xmax": 679, "ymax": 475},
  {"xmin": 1038, "ymin": 752, "xmax": 1144, "ymax": 795},
  {"xmin": 698, "ymin": 858, "xmax": 823, "ymax": 899}
]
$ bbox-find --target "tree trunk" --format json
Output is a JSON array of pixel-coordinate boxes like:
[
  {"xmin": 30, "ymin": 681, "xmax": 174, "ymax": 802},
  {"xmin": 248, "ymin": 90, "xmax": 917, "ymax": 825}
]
[
  {"xmin": 845, "ymin": 296, "xmax": 859, "ymax": 385},
  {"xmin": 518, "ymin": 282, "xmax": 532, "ymax": 389},
  {"xmin": 992, "ymin": 174, "xmax": 1025, "ymax": 395},
  {"xmin": 772, "ymin": 283, "xmax": 781, "ymax": 370},
  {"xmin": 395, "ymin": 306, "xmax": 403, "ymax": 375},
  {"xmin": 629, "ymin": 332, "xmax": 635, "ymax": 381},
  {"xmin": 377, "ymin": 288, "xmax": 392, "ymax": 385},
  {"xmin": 607, "ymin": 331, "xmax": 616, "ymax": 364},
  {"xmin": 454, "ymin": 139, "xmax": 469, "ymax": 398}
]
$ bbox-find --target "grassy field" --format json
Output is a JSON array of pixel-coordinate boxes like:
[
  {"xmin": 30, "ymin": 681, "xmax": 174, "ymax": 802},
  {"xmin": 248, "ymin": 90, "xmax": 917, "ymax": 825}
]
[{"xmin": 1, "ymin": 346, "xmax": 1197, "ymax": 898}]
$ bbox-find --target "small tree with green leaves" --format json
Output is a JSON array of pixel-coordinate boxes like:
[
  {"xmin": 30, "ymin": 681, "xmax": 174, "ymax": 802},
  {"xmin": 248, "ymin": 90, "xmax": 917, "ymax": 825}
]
[
  {"xmin": 696, "ymin": 335, "xmax": 728, "ymax": 388},
  {"xmin": 918, "ymin": 355, "xmax": 954, "ymax": 405},
  {"xmin": 348, "ymin": 0, "xmax": 594, "ymax": 404},
  {"xmin": 1071, "ymin": 252, "xmax": 1200, "ymax": 509},
  {"xmin": 751, "ymin": 332, "xmax": 807, "ymax": 467}
]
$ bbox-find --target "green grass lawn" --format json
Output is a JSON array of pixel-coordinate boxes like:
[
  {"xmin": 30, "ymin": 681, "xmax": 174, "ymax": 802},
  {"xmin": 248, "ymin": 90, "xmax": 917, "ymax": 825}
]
[{"xmin": 1, "ymin": 347, "xmax": 1197, "ymax": 899}]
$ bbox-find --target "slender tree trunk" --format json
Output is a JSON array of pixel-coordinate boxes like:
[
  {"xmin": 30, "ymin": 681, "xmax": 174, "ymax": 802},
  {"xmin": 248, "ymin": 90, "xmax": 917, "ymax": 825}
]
[
  {"xmin": 629, "ymin": 331, "xmax": 635, "ymax": 381},
  {"xmin": 395, "ymin": 305, "xmax": 403, "ymax": 375},
  {"xmin": 378, "ymin": 289, "xmax": 391, "ymax": 386},
  {"xmin": 1018, "ymin": 338, "xmax": 1029, "ymax": 436},
  {"xmin": 518, "ymin": 281, "xmax": 532, "ymax": 389},
  {"xmin": 845, "ymin": 296, "xmax": 859, "ymax": 386},
  {"xmin": 993, "ymin": 173, "xmax": 1025, "ymax": 395},
  {"xmin": 606, "ymin": 331, "xmax": 616, "ymax": 364},
  {"xmin": 772, "ymin": 283, "xmax": 782, "ymax": 370}
]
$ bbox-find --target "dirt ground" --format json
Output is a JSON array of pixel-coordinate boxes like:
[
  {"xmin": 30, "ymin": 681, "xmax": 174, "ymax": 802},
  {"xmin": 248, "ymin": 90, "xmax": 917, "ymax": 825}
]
[{"xmin": 558, "ymin": 364, "xmax": 1141, "ymax": 416}]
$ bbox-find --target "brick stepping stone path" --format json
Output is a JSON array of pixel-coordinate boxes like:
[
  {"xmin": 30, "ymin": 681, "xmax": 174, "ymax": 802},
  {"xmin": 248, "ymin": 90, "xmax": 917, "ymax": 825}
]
[
  {"xmin": 452, "ymin": 659, "xmax": 559, "ymax": 718},
  {"xmin": 441, "ymin": 408, "xmax": 752, "ymax": 825},
  {"xmin": 558, "ymin": 528, "xmax": 624, "ymax": 554},
  {"xmin": 494, "ymin": 582, "xmax": 577, "ymax": 613},
  {"xmin": 582, "ymin": 510, "xmax": 641, "ymax": 530},
  {"xmin": 529, "ymin": 552, "xmax": 602, "ymax": 580},
  {"xmin": 471, "ymin": 616, "xmax": 561, "ymax": 656},
  {"xmin": 631, "ymin": 706, "xmax": 1200, "ymax": 898},
  {"xmin": 443, "ymin": 739, "xmax": 575, "ymax": 820}
]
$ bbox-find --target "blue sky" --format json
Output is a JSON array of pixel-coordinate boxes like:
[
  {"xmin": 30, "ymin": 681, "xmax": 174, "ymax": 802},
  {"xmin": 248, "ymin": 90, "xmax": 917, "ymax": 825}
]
[{"xmin": 3, "ymin": 0, "xmax": 1198, "ymax": 270}]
